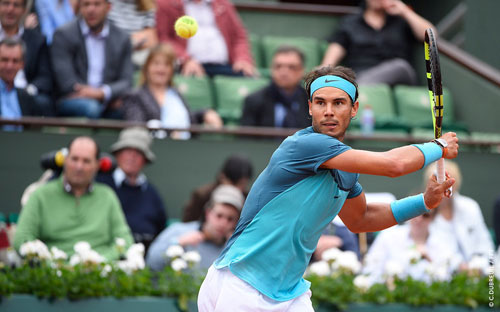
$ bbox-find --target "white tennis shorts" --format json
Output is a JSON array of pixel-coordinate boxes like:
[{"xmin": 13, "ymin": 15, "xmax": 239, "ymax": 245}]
[{"xmin": 197, "ymin": 265, "xmax": 314, "ymax": 312}]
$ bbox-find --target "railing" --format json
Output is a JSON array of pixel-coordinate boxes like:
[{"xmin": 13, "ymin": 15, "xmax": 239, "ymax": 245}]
[{"xmin": 2, "ymin": 117, "xmax": 499, "ymax": 148}]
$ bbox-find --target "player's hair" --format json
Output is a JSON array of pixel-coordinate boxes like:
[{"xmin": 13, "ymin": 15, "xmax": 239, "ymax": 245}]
[
  {"xmin": 273, "ymin": 45, "xmax": 305, "ymax": 67},
  {"xmin": 304, "ymin": 65, "xmax": 359, "ymax": 105}
]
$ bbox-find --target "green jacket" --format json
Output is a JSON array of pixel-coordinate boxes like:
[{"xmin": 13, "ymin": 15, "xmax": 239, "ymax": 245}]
[{"xmin": 14, "ymin": 177, "xmax": 134, "ymax": 261}]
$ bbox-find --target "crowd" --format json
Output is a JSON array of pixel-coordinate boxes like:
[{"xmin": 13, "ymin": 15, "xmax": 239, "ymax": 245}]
[{"xmin": 0, "ymin": 0, "xmax": 497, "ymax": 295}]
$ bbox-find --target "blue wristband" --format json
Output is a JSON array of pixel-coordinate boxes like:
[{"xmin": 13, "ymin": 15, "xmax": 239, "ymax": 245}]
[
  {"xmin": 390, "ymin": 193, "xmax": 430, "ymax": 224},
  {"xmin": 412, "ymin": 142, "xmax": 443, "ymax": 168}
]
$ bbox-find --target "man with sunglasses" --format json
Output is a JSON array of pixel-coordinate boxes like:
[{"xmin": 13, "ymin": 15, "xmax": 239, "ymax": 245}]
[{"xmin": 241, "ymin": 45, "xmax": 310, "ymax": 129}]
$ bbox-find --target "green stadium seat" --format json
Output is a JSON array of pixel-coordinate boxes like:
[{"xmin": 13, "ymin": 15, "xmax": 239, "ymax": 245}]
[
  {"xmin": 174, "ymin": 76, "xmax": 215, "ymax": 110},
  {"xmin": 353, "ymin": 84, "xmax": 410, "ymax": 132},
  {"xmin": 213, "ymin": 76, "xmax": 269, "ymax": 123},
  {"xmin": 394, "ymin": 85, "xmax": 455, "ymax": 129},
  {"xmin": 249, "ymin": 33, "xmax": 264, "ymax": 69},
  {"xmin": 261, "ymin": 36, "xmax": 321, "ymax": 71}
]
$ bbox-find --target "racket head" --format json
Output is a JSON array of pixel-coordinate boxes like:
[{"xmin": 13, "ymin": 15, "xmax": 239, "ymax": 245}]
[{"xmin": 424, "ymin": 28, "xmax": 443, "ymax": 139}]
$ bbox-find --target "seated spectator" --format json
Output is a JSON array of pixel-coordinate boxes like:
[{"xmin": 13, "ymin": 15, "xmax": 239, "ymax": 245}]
[
  {"xmin": 313, "ymin": 216, "xmax": 360, "ymax": 261},
  {"xmin": 51, "ymin": 0, "xmax": 133, "ymax": 119},
  {"xmin": 321, "ymin": 0, "xmax": 434, "ymax": 86},
  {"xmin": 363, "ymin": 208, "xmax": 457, "ymax": 283},
  {"xmin": 14, "ymin": 136, "xmax": 134, "ymax": 261},
  {"xmin": 427, "ymin": 161, "xmax": 494, "ymax": 269},
  {"xmin": 0, "ymin": 0, "xmax": 54, "ymax": 115},
  {"xmin": 182, "ymin": 154, "xmax": 253, "ymax": 222},
  {"xmin": 122, "ymin": 43, "xmax": 222, "ymax": 139},
  {"xmin": 156, "ymin": 0, "xmax": 256, "ymax": 78},
  {"xmin": 146, "ymin": 184, "xmax": 244, "ymax": 270},
  {"xmin": 107, "ymin": 0, "xmax": 158, "ymax": 67},
  {"xmin": 96, "ymin": 127, "xmax": 167, "ymax": 252},
  {"xmin": 0, "ymin": 38, "xmax": 39, "ymax": 131},
  {"xmin": 241, "ymin": 45, "xmax": 310, "ymax": 129},
  {"xmin": 35, "ymin": 0, "xmax": 76, "ymax": 44}
]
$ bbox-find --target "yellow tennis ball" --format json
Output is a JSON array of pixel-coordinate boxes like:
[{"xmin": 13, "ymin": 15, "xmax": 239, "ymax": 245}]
[{"xmin": 174, "ymin": 15, "xmax": 198, "ymax": 39}]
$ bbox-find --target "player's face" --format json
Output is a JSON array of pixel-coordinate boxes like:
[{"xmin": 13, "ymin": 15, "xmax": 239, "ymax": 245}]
[
  {"xmin": 64, "ymin": 138, "xmax": 99, "ymax": 190},
  {"xmin": 115, "ymin": 148, "xmax": 146, "ymax": 178},
  {"xmin": 204, "ymin": 203, "xmax": 240, "ymax": 245},
  {"xmin": 308, "ymin": 87, "xmax": 358, "ymax": 141}
]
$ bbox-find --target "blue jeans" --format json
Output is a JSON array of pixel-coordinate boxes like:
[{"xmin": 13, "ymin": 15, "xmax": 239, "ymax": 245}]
[{"xmin": 57, "ymin": 98, "xmax": 104, "ymax": 119}]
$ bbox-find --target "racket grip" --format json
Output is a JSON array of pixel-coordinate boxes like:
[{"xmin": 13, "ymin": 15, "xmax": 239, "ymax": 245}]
[{"xmin": 436, "ymin": 158, "xmax": 445, "ymax": 183}]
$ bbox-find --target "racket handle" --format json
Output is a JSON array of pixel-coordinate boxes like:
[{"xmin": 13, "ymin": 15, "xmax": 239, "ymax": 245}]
[{"xmin": 436, "ymin": 158, "xmax": 445, "ymax": 184}]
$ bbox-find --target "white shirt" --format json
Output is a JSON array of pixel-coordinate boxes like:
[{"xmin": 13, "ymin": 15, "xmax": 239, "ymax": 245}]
[
  {"xmin": 79, "ymin": 19, "xmax": 112, "ymax": 101},
  {"xmin": 185, "ymin": 0, "xmax": 228, "ymax": 64},
  {"xmin": 160, "ymin": 88, "xmax": 191, "ymax": 139}
]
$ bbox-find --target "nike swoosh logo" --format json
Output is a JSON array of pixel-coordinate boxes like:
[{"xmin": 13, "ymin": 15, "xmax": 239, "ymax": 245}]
[{"xmin": 325, "ymin": 79, "xmax": 339, "ymax": 83}]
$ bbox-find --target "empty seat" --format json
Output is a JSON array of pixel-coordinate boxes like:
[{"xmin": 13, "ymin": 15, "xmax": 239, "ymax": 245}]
[
  {"xmin": 174, "ymin": 76, "xmax": 215, "ymax": 111},
  {"xmin": 213, "ymin": 76, "xmax": 269, "ymax": 123}
]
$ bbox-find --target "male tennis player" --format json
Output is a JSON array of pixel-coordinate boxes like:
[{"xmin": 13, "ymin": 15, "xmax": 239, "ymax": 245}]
[{"xmin": 198, "ymin": 65, "xmax": 458, "ymax": 311}]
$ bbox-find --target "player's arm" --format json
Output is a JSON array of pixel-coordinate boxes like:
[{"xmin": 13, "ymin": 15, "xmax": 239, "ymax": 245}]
[
  {"xmin": 339, "ymin": 174, "xmax": 455, "ymax": 233},
  {"xmin": 320, "ymin": 132, "xmax": 458, "ymax": 177}
]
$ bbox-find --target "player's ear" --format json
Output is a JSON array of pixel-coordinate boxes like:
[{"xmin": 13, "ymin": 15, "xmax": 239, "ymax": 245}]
[
  {"xmin": 308, "ymin": 100, "xmax": 312, "ymax": 116},
  {"xmin": 351, "ymin": 100, "xmax": 359, "ymax": 118}
]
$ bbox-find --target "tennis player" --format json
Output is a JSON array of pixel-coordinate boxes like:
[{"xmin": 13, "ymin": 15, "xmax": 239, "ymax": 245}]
[{"xmin": 197, "ymin": 65, "xmax": 459, "ymax": 311}]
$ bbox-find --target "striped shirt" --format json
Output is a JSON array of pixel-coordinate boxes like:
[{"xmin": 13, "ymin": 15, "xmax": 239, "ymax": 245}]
[{"xmin": 108, "ymin": 0, "xmax": 155, "ymax": 34}]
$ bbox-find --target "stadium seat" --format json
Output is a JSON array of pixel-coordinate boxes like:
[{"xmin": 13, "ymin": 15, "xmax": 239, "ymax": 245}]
[
  {"xmin": 354, "ymin": 84, "xmax": 409, "ymax": 132},
  {"xmin": 249, "ymin": 33, "xmax": 264, "ymax": 69},
  {"xmin": 213, "ymin": 76, "xmax": 269, "ymax": 123},
  {"xmin": 174, "ymin": 76, "xmax": 215, "ymax": 111},
  {"xmin": 261, "ymin": 36, "xmax": 321, "ymax": 71},
  {"xmin": 394, "ymin": 85, "xmax": 455, "ymax": 129}
]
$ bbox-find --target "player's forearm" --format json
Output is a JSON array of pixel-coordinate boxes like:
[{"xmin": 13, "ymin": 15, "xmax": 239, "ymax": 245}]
[
  {"xmin": 347, "ymin": 202, "xmax": 397, "ymax": 233},
  {"xmin": 381, "ymin": 145, "xmax": 427, "ymax": 177}
]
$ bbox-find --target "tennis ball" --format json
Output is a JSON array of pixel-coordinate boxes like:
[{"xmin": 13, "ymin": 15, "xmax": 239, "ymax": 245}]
[{"xmin": 174, "ymin": 15, "xmax": 198, "ymax": 39}]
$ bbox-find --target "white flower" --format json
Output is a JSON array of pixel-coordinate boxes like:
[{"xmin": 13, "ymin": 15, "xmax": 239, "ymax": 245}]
[
  {"xmin": 406, "ymin": 248, "xmax": 421, "ymax": 264},
  {"xmin": 69, "ymin": 254, "xmax": 81, "ymax": 266},
  {"xmin": 332, "ymin": 251, "xmax": 361, "ymax": 274},
  {"xmin": 81, "ymin": 249, "xmax": 105, "ymax": 264},
  {"xmin": 100, "ymin": 264, "xmax": 112, "ymax": 278},
  {"xmin": 182, "ymin": 251, "xmax": 201, "ymax": 264},
  {"xmin": 74, "ymin": 241, "xmax": 91, "ymax": 254},
  {"xmin": 171, "ymin": 258, "xmax": 188, "ymax": 271},
  {"xmin": 165, "ymin": 245, "xmax": 184, "ymax": 258},
  {"xmin": 56, "ymin": 270, "xmax": 62, "ymax": 277},
  {"xmin": 321, "ymin": 248, "xmax": 342, "ymax": 262},
  {"xmin": 308, "ymin": 261, "xmax": 331, "ymax": 276},
  {"xmin": 425, "ymin": 263, "xmax": 450, "ymax": 282},
  {"xmin": 468, "ymin": 255, "xmax": 490, "ymax": 275},
  {"xmin": 126, "ymin": 243, "xmax": 145, "ymax": 259},
  {"xmin": 115, "ymin": 238, "xmax": 126, "ymax": 248},
  {"xmin": 19, "ymin": 240, "xmax": 51, "ymax": 260},
  {"xmin": 384, "ymin": 260, "xmax": 405, "ymax": 278},
  {"xmin": 50, "ymin": 246, "xmax": 68, "ymax": 261},
  {"xmin": 353, "ymin": 275, "xmax": 372, "ymax": 292}
]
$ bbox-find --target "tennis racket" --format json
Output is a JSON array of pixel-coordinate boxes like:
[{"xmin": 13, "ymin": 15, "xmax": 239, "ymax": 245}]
[{"xmin": 424, "ymin": 28, "xmax": 448, "ymax": 190}]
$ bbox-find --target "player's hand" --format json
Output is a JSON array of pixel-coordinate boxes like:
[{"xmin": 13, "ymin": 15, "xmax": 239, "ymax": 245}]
[
  {"xmin": 178, "ymin": 231, "xmax": 206, "ymax": 246},
  {"xmin": 441, "ymin": 132, "xmax": 459, "ymax": 159},
  {"xmin": 232, "ymin": 60, "xmax": 258, "ymax": 77},
  {"xmin": 182, "ymin": 59, "xmax": 206, "ymax": 77},
  {"xmin": 423, "ymin": 174, "xmax": 455, "ymax": 209}
]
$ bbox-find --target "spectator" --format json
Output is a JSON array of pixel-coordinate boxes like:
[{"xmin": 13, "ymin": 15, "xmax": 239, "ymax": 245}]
[
  {"xmin": 34, "ymin": 0, "xmax": 76, "ymax": 44},
  {"xmin": 107, "ymin": 0, "xmax": 158, "ymax": 67},
  {"xmin": 0, "ymin": 0, "xmax": 54, "ymax": 115},
  {"xmin": 241, "ymin": 45, "xmax": 310, "ymax": 129},
  {"xmin": 146, "ymin": 184, "xmax": 244, "ymax": 270},
  {"xmin": 96, "ymin": 127, "xmax": 168, "ymax": 252},
  {"xmin": 51, "ymin": 0, "xmax": 133, "ymax": 119},
  {"xmin": 156, "ymin": 0, "xmax": 256, "ymax": 78},
  {"xmin": 313, "ymin": 217, "xmax": 360, "ymax": 261},
  {"xmin": 321, "ymin": 0, "xmax": 434, "ymax": 86},
  {"xmin": 122, "ymin": 43, "xmax": 222, "ymax": 139},
  {"xmin": 14, "ymin": 136, "xmax": 134, "ymax": 261},
  {"xmin": 0, "ymin": 38, "xmax": 39, "ymax": 131},
  {"xmin": 362, "ymin": 208, "xmax": 457, "ymax": 284},
  {"xmin": 182, "ymin": 154, "xmax": 253, "ymax": 222},
  {"xmin": 427, "ymin": 161, "xmax": 494, "ymax": 269}
]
